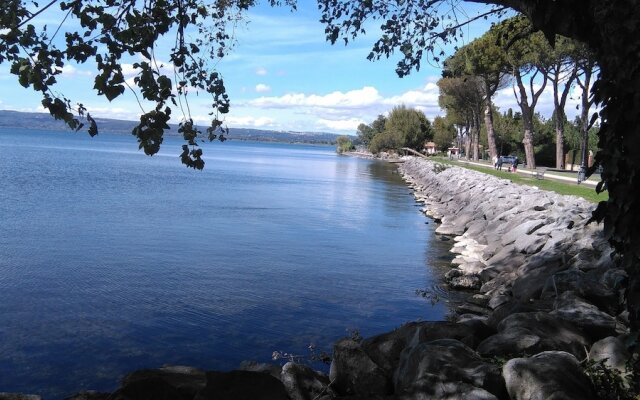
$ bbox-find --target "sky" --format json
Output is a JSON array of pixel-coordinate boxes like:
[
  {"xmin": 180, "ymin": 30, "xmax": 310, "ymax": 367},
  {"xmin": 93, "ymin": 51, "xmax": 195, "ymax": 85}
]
[{"xmin": 0, "ymin": 1, "xmax": 585, "ymax": 135}]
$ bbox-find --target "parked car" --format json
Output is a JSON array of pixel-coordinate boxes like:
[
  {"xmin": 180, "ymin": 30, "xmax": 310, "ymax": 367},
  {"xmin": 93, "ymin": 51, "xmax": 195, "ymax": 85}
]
[{"xmin": 499, "ymin": 155, "xmax": 518, "ymax": 165}]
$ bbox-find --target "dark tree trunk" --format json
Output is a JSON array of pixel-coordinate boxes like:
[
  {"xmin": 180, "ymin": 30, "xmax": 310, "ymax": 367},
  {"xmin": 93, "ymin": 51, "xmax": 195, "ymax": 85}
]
[
  {"xmin": 484, "ymin": 99, "xmax": 498, "ymax": 160},
  {"xmin": 513, "ymin": 69, "xmax": 536, "ymax": 169},
  {"xmin": 472, "ymin": 109, "xmax": 480, "ymax": 161},
  {"xmin": 553, "ymin": 83, "xmax": 565, "ymax": 169}
]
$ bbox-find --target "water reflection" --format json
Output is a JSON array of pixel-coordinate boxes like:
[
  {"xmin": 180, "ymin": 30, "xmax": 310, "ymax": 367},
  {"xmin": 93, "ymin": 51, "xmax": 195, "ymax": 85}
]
[{"xmin": 0, "ymin": 129, "xmax": 449, "ymax": 397}]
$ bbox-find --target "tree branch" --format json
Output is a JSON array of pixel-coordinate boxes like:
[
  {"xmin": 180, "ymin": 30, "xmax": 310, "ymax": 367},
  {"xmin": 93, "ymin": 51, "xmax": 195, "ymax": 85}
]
[{"xmin": 16, "ymin": 0, "xmax": 58, "ymax": 29}]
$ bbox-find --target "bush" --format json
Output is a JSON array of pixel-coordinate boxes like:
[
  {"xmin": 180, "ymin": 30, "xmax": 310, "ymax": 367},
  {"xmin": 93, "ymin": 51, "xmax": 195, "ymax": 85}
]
[
  {"xmin": 369, "ymin": 130, "xmax": 403, "ymax": 154},
  {"xmin": 336, "ymin": 136, "xmax": 354, "ymax": 154},
  {"xmin": 368, "ymin": 105, "xmax": 433, "ymax": 153},
  {"xmin": 583, "ymin": 359, "xmax": 638, "ymax": 400}
]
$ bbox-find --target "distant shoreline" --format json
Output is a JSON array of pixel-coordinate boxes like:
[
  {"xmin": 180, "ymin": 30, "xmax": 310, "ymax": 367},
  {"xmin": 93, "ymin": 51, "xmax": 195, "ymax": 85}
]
[{"xmin": 0, "ymin": 109, "xmax": 346, "ymax": 145}]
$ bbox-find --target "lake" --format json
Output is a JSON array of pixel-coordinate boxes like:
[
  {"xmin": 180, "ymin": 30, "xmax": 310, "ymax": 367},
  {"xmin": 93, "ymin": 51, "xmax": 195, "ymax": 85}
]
[{"xmin": 0, "ymin": 128, "xmax": 451, "ymax": 398}]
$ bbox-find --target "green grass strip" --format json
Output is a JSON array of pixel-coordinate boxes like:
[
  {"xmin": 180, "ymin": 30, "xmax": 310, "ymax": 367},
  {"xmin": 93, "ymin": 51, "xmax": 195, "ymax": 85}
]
[{"xmin": 430, "ymin": 157, "xmax": 607, "ymax": 203}]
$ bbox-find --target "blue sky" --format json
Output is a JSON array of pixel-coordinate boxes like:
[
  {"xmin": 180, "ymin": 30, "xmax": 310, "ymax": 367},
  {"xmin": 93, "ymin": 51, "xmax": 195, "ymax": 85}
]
[{"xmin": 0, "ymin": 1, "xmax": 581, "ymax": 134}]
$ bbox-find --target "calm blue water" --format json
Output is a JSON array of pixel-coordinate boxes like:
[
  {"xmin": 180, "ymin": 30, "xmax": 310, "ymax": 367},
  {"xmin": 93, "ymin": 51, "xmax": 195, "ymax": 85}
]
[{"xmin": 0, "ymin": 127, "xmax": 450, "ymax": 398}]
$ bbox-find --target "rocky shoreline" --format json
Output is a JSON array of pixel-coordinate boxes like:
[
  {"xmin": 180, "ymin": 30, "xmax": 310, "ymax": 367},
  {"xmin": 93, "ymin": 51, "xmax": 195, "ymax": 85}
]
[{"xmin": 3, "ymin": 156, "xmax": 634, "ymax": 400}]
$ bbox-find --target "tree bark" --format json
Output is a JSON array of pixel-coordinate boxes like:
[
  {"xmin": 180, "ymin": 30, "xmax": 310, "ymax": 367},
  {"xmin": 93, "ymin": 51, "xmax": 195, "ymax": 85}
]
[
  {"xmin": 549, "ymin": 60, "xmax": 577, "ymax": 170},
  {"xmin": 577, "ymin": 65, "xmax": 593, "ymax": 171},
  {"xmin": 553, "ymin": 83, "xmax": 565, "ymax": 169},
  {"xmin": 464, "ymin": 124, "xmax": 471, "ymax": 159},
  {"xmin": 471, "ymin": 109, "xmax": 480, "ymax": 161},
  {"xmin": 513, "ymin": 68, "xmax": 536, "ymax": 169},
  {"xmin": 484, "ymin": 97, "xmax": 498, "ymax": 159}
]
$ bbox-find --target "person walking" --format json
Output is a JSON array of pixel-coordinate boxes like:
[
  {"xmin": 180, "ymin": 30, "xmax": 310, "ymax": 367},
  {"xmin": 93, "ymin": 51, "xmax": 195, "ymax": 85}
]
[
  {"xmin": 513, "ymin": 157, "xmax": 519, "ymax": 173},
  {"xmin": 493, "ymin": 155, "xmax": 498, "ymax": 169}
]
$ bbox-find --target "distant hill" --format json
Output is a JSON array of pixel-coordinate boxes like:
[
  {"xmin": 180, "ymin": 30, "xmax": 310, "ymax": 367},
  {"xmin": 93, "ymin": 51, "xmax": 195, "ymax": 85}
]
[{"xmin": 0, "ymin": 110, "xmax": 345, "ymax": 144}]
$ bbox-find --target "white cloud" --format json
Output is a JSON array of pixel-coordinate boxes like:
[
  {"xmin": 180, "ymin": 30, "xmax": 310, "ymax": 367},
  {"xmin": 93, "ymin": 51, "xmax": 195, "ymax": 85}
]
[
  {"xmin": 255, "ymin": 67, "xmax": 268, "ymax": 76},
  {"xmin": 255, "ymin": 83, "xmax": 271, "ymax": 93},
  {"xmin": 384, "ymin": 82, "xmax": 439, "ymax": 107},
  {"xmin": 225, "ymin": 115, "xmax": 276, "ymax": 128},
  {"xmin": 248, "ymin": 86, "xmax": 383, "ymax": 109},
  {"xmin": 242, "ymin": 83, "xmax": 445, "ymax": 127},
  {"xmin": 235, "ymin": 82, "xmax": 434, "ymax": 133},
  {"xmin": 316, "ymin": 118, "xmax": 364, "ymax": 131},
  {"xmin": 120, "ymin": 60, "xmax": 175, "ymax": 79},
  {"xmin": 60, "ymin": 64, "xmax": 92, "ymax": 77},
  {"xmin": 121, "ymin": 63, "xmax": 138, "ymax": 78}
]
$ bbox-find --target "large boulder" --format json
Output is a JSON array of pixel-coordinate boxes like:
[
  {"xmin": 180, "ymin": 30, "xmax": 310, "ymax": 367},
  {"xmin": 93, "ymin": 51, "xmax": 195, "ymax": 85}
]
[
  {"xmin": 589, "ymin": 336, "xmax": 631, "ymax": 373},
  {"xmin": 392, "ymin": 383, "xmax": 498, "ymax": 400},
  {"xmin": 329, "ymin": 338, "xmax": 392, "ymax": 396},
  {"xmin": 280, "ymin": 362, "xmax": 334, "ymax": 400},
  {"xmin": 238, "ymin": 361, "xmax": 282, "ymax": 380},
  {"xmin": 447, "ymin": 274, "xmax": 482, "ymax": 290},
  {"xmin": 511, "ymin": 255, "xmax": 568, "ymax": 301},
  {"xmin": 501, "ymin": 219, "xmax": 547, "ymax": 247},
  {"xmin": 502, "ymin": 351, "xmax": 596, "ymax": 400},
  {"xmin": 111, "ymin": 365, "xmax": 207, "ymax": 400},
  {"xmin": 194, "ymin": 370, "xmax": 290, "ymax": 400},
  {"xmin": 394, "ymin": 339, "xmax": 506, "ymax": 399},
  {"xmin": 66, "ymin": 392, "xmax": 109, "ymax": 400},
  {"xmin": 484, "ymin": 298, "xmax": 554, "ymax": 329},
  {"xmin": 550, "ymin": 292, "xmax": 621, "ymax": 341},
  {"xmin": 477, "ymin": 312, "xmax": 590, "ymax": 358},
  {"xmin": 512, "ymin": 234, "xmax": 547, "ymax": 255},
  {"xmin": 484, "ymin": 246, "xmax": 526, "ymax": 277},
  {"xmin": 361, "ymin": 321, "xmax": 493, "ymax": 377},
  {"xmin": 464, "ymin": 220, "xmax": 489, "ymax": 243},
  {"xmin": 540, "ymin": 268, "xmax": 620, "ymax": 315}
]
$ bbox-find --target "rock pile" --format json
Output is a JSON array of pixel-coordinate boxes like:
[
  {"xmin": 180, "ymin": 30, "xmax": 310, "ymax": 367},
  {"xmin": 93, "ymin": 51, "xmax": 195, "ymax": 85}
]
[{"xmin": 4, "ymin": 157, "xmax": 634, "ymax": 400}]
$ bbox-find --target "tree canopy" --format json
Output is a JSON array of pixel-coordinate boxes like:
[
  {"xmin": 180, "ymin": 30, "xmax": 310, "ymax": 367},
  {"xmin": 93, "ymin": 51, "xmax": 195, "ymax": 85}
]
[
  {"xmin": 1, "ymin": 0, "xmax": 295, "ymax": 169},
  {"xmin": 368, "ymin": 105, "xmax": 432, "ymax": 154}
]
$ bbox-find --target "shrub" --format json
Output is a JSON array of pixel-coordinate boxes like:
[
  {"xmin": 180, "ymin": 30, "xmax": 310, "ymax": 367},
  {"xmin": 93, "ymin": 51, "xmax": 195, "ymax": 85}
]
[{"xmin": 336, "ymin": 136, "xmax": 354, "ymax": 153}]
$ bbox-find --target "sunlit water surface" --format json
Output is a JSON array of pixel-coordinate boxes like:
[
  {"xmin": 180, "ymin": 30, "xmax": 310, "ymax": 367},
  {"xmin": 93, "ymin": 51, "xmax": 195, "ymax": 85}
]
[{"xmin": 0, "ymin": 128, "xmax": 453, "ymax": 398}]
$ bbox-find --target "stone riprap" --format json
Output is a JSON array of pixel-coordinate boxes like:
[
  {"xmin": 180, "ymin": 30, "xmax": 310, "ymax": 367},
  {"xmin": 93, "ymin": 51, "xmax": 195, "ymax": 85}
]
[{"xmin": 6, "ymin": 156, "xmax": 634, "ymax": 400}]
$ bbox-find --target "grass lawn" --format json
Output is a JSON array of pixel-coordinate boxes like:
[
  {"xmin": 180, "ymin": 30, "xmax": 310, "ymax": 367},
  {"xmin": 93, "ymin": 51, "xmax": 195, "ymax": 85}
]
[{"xmin": 430, "ymin": 157, "xmax": 607, "ymax": 204}]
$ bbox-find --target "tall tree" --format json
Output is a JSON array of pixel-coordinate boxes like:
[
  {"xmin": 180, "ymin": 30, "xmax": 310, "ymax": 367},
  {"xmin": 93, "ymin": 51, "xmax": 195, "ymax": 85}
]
[
  {"xmin": 438, "ymin": 76, "xmax": 484, "ymax": 161},
  {"xmin": 544, "ymin": 36, "xmax": 579, "ymax": 169},
  {"xmin": 432, "ymin": 116, "xmax": 457, "ymax": 151},
  {"xmin": 574, "ymin": 44, "xmax": 598, "ymax": 182},
  {"xmin": 356, "ymin": 123, "xmax": 376, "ymax": 146},
  {"xmin": 494, "ymin": 16, "xmax": 552, "ymax": 169},
  {"xmin": 369, "ymin": 106, "xmax": 431, "ymax": 153},
  {"xmin": 370, "ymin": 114, "xmax": 387, "ymax": 135},
  {"xmin": 385, "ymin": 105, "xmax": 432, "ymax": 150},
  {"xmin": 446, "ymin": 30, "xmax": 510, "ymax": 160}
]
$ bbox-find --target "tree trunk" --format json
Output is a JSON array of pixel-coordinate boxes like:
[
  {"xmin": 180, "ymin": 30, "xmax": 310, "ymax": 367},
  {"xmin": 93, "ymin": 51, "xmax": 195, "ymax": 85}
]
[
  {"xmin": 553, "ymin": 82, "xmax": 566, "ymax": 169},
  {"xmin": 522, "ymin": 126, "xmax": 536, "ymax": 169},
  {"xmin": 514, "ymin": 69, "xmax": 536, "ymax": 169},
  {"xmin": 555, "ymin": 115, "xmax": 565, "ymax": 169},
  {"xmin": 472, "ymin": 110, "xmax": 480, "ymax": 161},
  {"xmin": 578, "ymin": 73, "xmax": 591, "ymax": 172},
  {"xmin": 464, "ymin": 125, "xmax": 471, "ymax": 159},
  {"xmin": 577, "ymin": 63, "xmax": 593, "ymax": 173},
  {"xmin": 484, "ymin": 98, "xmax": 498, "ymax": 160}
]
